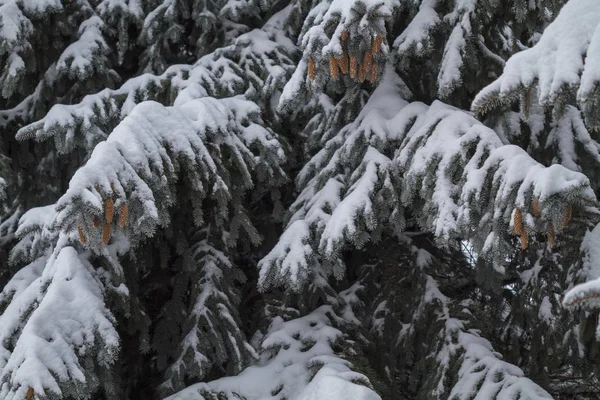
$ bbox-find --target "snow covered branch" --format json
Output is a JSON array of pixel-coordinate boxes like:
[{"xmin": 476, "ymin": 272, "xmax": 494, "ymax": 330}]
[
  {"xmin": 0, "ymin": 243, "xmax": 119, "ymax": 399},
  {"xmin": 54, "ymin": 96, "xmax": 285, "ymax": 249},
  {"xmin": 166, "ymin": 305, "xmax": 380, "ymax": 400},
  {"xmin": 260, "ymin": 68, "xmax": 595, "ymax": 291},
  {"xmin": 473, "ymin": 0, "xmax": 600, "ymax": 130}
]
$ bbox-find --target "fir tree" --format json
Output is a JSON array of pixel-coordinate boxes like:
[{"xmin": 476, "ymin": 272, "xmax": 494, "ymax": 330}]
[{"xmin": 1, "ymin": 0, "xmax": 600, "ymax": 399}]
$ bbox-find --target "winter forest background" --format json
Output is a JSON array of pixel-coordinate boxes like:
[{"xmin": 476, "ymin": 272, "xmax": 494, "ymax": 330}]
[{"xmin": 1, "ymin": 0, "xmax": 600, "ymax": 399}]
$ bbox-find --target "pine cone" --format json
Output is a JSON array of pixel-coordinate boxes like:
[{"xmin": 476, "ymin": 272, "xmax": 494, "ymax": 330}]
[
  {"xmin": 369, "ymin": 63, "xmax": 378, "ymax": 83},
  {"xmin": 533, "ymin": 199, "xmax": 541, "ymax": 216},
  {"xmin": 359, "ymin": 63, "xmax": 367, "ymax": 82},
  {"xmin": 105, "ymin": 198, "xmax": 114, "ymax": 223},
  {"xmin": 308, "ymin": 58, "xmax": 316, "ymax": 81},
  {"xmin": 119, "ymin": 203, "xmax": 129, "ymax": 228},
  {"xmin": 513, "ymin": 209, "xmax": 523, "ymax": 235},
  {"xmin": 350, "ymin": 56, "xmax": 358, "ymax": 78},
  {"xmin": 562, "ymin": 204, "xmax": 572, "ymax": 228},
  {"xmin": 329, "ymin": 56, "xmax": 339, "ymax": 79},
  {"xmin": 102, "ymin": 223, "xmax": 111, "ymax": 245},
  {"xmin": 338, "ymin": 53, "xmax": 348, "ymax": 74},
  {"xmin": 520, "ymin": 230, "xmax": 529, "ymax": 249},
  {"xmin": 92, "ymin": 215, "xmax": 100, "ymax": 228},
  {"xmin": 363, "ymin": 51, "xmax": 373, "ymax": 70},
  {"xmin": 77, "ymin": 226, "xmax": 87, "ymax": 245},
  {"xmin": 547, "ymin": 222, "xmax": 555, "ymax": 248},
  {"xmin": 26, "ymin": 387, "xmax": 34, "ymax": 400},
  {"xmin": 341, "ymin": 30, "xmax": 349, "ymax": 41}
]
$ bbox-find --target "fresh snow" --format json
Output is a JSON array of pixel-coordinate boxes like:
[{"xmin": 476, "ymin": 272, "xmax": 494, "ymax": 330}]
[
  {"xmin": 262, "ymin": 67, "xmax": 595, "ymax": 288},
  {"xmin": 473, "ymin": 0, "xmax": 600, "ymax": 128},
  {"xmin": 167, "ymin": 306, "xmax": 380, "ymax": 400},
  {"xmin": 0, "ymin": 244, "xmax": 118, "ymax": 399}
]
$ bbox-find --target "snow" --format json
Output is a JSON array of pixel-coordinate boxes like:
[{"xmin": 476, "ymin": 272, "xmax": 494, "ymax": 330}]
[
  {"xmin": 55, "ymin": 95, "xmax": 282, "ymax": 247},
  {"xmin": 538, "ymin": 296, "xmax": 553, "ymax": 324},
  {"xmin": 319, "ymin": 147, "xmax": 391, "ymax": 255},
  {"xmin": 449, "ymin": 325, "xmax": 554, "ymax": 399},
  {"xmin": 397, "ymin": 99, "xmax": 594, "ymax": 244},
  {"xmin": 473, "ymin": 0, "xmax": 600, "ymax": 127},
  {"xmin": 298, "ymin": 368, "xmax": 381, "ymax": 400},
  {"xmin": 563, "ymin": 223, "xmax": 600, "ymax": 309},
  {"xmin": 15, "ymin": 205, "xmax": 55, "ymax": 238},
  {"xmin": 20, "ymin": 0, "xmax": 61, "ymax": 14},
  {"xmin": 16, "ymin": 11, "xmax": 294, "ymax": 157},
  {"xmin": 419, "ymin": 275, "xmax": 553, "ymax": 399},
  {"xmin": 394, "ymin": 0, "xmax": 439, "ymax": 55},
  {"xmin": 97, "ymin": 0, "xmax": 144, "ymax": 18},
  {"xmin": 167, "ymin": 306, "xmax": 379, "ymax": 400},
  {"xmin": 160, "ymin": 239, "xmax": 256, "ymax": 393},
  {"xmin": 258, "ymin": 220, "xmax": 313, "ymax": 291},
  {"xmin": 0, "ymin": 2, "xmax": 28, "ymax": 44},
  {"xmin": 437, "ymin": 11, "xmax": 470, "ymax": 97},
  {"xmin": 0, "ymin": 245, "xmax": 118, "ymax": 399},
  {"xmin": 56, "ymin": 16, "xmax": 107, "ymax": 78},
  {"xmin": 264, "ymin": 68, "xmax": 596, "ymax": 290}
]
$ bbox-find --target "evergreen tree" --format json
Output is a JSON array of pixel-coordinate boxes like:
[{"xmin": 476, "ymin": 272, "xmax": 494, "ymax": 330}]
[{"xmin": 1, "ymin": 0, "xmax": 600, "ymax": 399}]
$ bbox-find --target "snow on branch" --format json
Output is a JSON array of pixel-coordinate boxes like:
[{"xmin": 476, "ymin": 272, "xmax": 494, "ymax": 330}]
[
  {"xmin": 0, "ymin": 0, "xmax": 34, "ymax": 98},
  {"xmin": 279, "ymin": 0, "xmax": 398, "ymax": 112},
  {"xmin": 166, "ymin": 306, "xmax": 380, "ymax": 400},
  {"xmin": 260, "ymin": 68, "xmax": 596, "ymax": 291},
  {"xmin": 54, "ymin": 96, "xmax": 284, "ymax": 250},
  {"xmin": 0, "ymin": 243, "xmax": 118, "ymax": 399},
  {"xmin": 396, "ymin": 99, "xmax": 595, "ymax": 262},
  {"xmin": 14, "ymin": 23, "xmax": 294, "ymax": 156},
  {"xmin": 55, "ymin": 16, "xmax": 109, "ymax": 80},
  {"xmin": 414, "ymin": 274, "xmax": 553, "ymax": 399},
  {"xmin": 563, "ymin": 223, "xmax": 600, "ymax": 310},
  {"xmin": 443, "ymin": 314, "xmax": 553, "ymax": 399},
  {"xmin": 158, "ymin": 239, "xmax": 257, "ymax": 395},
  {"xmin": 473, "ymin": 0, "xmax": 600, "ymax": 130}
]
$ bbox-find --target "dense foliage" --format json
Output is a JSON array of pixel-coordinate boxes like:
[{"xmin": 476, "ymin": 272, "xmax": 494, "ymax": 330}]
[{"xmin": 1, "ymin": 0, "xmax": 600, "ymax": 399}]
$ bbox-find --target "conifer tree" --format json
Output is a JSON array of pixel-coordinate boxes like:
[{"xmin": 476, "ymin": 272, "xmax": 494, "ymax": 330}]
[{"xmin": 1, "ymin": 0, "xmax": 600, "ymax": 399}]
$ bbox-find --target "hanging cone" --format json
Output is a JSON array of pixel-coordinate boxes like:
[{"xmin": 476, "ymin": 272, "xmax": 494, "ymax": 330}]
[
  {"xmin": 329, "ymin": 56, "xmax": 339, "ymax": 79},
  {"xmin": 513, "ymin": 209, "xmax": 523, "ymax": 235},
  {"xmin": 369, "ymin": 63, "xmax": 378, "ymax": 83},
  {"xmin": 102, "ymin": 223, "xmax": 111, "ymax": 245},
  {"xmin": 350, "ymin": 56, "xmax": 358, "ymax": 78},
  {"xmin": 26, "ymin": 387, "xmax": 34, "ymax": 400},
  {"xmin": 363, "ymin": 51, "xmax": 373, "ymax": 71},
  {"xmin": 119, "ymin": 203, "xmax": 129, "ymax": 228},
  {"xmin": 105, "ymin": 198, "xmax": 114, "ymax": 223},
  {"xmin": 562, "ymin": 204, "xmax": 572, "ymax": 228},
  {"xmin": 337, "ymin": 53, "xmax": 348, "ymax": 74},
  {"xmin": 520, "ymin": 230, "xmax": 529, "ymax": 249},
  {"xmin": 341, "ymin": 30, "xmax": 349, "ymax": 41},
  {"xmin": 373, "ymin": 34, "xmax": 383, "ymax": 53},
  {"xmin": 308, "ymin": 58, "xmax": 316, "ymax": 81},
  {"xmin": 77, "ymin": 226, "xmax": 87, "ymax": 245},
  {"xmin": 533, "ymin": 199, "xmax": 541, "ymax": 216},
  {"xmin": 92, "ymin": 215, "xmax": 100, "ymax": 228},
  {"xmin": 359, "ymin": 63, "xmax": 367, "ymax": 82},
  {"xmin": 547, "ymin": 222, "xmax": 555, "ymax": 248}
]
